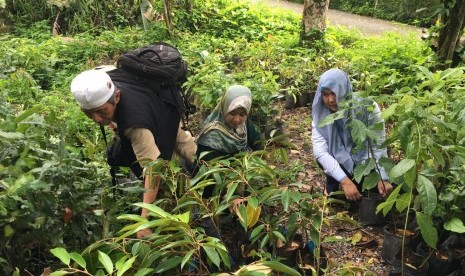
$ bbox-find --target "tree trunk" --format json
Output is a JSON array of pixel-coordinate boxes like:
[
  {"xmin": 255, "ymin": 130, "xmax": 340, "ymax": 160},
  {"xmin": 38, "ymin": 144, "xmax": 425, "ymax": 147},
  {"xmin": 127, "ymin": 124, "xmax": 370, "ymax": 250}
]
[
  {"xmin": 163, "ymin": 0, "xmax": 173, "ymax": 35},
  {"xmin": 437, "ymin": 0, "xmax": 465, "ymax": 67},
  {"xmin": 301, "ymin": 0, "xmax": 329, "ymax": 45}
]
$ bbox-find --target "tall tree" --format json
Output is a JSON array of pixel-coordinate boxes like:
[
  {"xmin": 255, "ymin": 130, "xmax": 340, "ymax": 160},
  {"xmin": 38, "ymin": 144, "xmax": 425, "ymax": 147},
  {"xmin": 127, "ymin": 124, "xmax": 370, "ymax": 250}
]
[
  {"xmin": 437, "ymin": 0, "xmax": 465, "ymax": 67},
  {"xmin": 301, "ymin": 0, "xmax": 330, "ymax": 45},
  {"xmin": 163, "ymin": 0, "xmax": 174, "ymax": 34}
]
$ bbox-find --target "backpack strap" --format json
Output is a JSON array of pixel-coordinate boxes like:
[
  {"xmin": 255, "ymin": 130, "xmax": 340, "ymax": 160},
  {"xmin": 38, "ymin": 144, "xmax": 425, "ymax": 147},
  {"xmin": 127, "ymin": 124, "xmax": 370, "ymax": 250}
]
[
  {"xmin": 100, "ymin": 125, "xmax": 118, "ymax": 194},
  {"xmin": 180, "ymin": 87, "xmax": 196, "ymax": 134}
]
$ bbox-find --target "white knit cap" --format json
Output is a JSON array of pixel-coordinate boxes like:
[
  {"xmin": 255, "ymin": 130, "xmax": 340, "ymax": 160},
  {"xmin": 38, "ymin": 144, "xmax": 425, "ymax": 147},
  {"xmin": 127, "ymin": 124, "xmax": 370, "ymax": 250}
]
[{"xmin": 70, "ymin": 69, "xmax": 115, "ymax": 110}]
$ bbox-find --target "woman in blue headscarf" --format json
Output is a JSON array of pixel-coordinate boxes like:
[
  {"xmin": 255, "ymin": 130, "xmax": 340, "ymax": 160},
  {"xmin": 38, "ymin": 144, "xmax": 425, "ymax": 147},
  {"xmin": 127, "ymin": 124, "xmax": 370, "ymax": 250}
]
[
  {"xmin": 311, "ymin": 69, "xmax": 393, "ymax": 201},
  {"xmin": 195, "ymin": 85, "xmax": 262, "ymax": 197}
]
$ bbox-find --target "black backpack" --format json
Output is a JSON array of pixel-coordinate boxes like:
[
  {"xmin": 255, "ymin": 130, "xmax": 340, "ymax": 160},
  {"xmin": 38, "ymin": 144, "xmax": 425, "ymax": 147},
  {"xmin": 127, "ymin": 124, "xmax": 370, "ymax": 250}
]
[
  {"xmin": 116, "ymin": 42, "xmax": 196, "ymax": 130},
  {"xmin": 100, "ymin": 43, "xmax": 197, "ymax": 189}
]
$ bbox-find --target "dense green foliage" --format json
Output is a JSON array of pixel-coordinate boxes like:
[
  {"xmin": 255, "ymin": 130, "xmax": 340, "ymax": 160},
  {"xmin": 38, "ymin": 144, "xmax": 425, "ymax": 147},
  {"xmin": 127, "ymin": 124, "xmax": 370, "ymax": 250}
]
[
  {"xmin": 329, "ymin": 0, "xmax": 441, "ymax": 27},
  {"xmin": 2, "ymin": 0, "xmax": 464, "ymax": 275}
]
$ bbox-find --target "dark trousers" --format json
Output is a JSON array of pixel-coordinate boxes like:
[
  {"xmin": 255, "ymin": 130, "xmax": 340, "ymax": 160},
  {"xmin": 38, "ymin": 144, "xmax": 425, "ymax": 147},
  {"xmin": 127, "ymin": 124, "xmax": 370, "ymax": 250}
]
[{"xmin": 317, "ymin": 162, "xmax": 362, "ymax": 194}]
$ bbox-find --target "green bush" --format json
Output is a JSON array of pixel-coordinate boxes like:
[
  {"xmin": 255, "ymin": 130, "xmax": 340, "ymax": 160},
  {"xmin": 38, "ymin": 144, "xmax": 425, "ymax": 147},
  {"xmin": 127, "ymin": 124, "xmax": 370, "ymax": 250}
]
[
  {"xmin": 330, "ymin": 0, "xmax": 441, "ymax": 27},
  {"xmin": 0, "ymin": 0, "xmax": 447, "ymax": 273}
]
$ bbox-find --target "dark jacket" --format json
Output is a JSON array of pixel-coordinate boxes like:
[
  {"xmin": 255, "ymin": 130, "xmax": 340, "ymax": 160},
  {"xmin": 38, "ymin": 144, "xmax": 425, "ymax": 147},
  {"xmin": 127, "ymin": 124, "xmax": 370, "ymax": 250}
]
[{"xmin": 108, "ymin": 68, "xmax": 181, "ymax": 177}]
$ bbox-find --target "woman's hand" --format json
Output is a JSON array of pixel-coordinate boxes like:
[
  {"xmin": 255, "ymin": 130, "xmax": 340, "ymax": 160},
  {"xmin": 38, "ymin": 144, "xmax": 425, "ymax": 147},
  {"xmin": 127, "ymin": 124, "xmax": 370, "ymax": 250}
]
[
  {"xmin": 340, "ymin": 177, "xmax": 362, "ymax": 201},
  {"xmin": 377, "ymin": 180, "xmax": 393, "ymax": 197}
]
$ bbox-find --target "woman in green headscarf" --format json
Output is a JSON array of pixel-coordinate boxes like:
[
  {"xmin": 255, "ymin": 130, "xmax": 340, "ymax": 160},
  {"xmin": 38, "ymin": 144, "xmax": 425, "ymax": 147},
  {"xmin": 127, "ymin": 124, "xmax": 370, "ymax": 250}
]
[{"xmin": 195, "ymin": 85, "xmax": 262, "ymax": 197}]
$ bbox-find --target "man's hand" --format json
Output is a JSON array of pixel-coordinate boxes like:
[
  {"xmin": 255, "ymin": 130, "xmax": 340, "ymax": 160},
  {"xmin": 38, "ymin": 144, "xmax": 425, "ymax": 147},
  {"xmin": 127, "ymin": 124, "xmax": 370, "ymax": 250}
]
[
  {"xmin": 377, "ymin": 180, "xmax": 393, "ymax": 197},
  {"xmin": 340, "ymin": 177, "xmax": 362, "ymax": 201},
  {"xmin": 229, "ymin": 197, "xmax": 246, "ymax": 213},
  {"xmin": 137, "ymin": 228, "xmax": 153, "ymax": 239}
]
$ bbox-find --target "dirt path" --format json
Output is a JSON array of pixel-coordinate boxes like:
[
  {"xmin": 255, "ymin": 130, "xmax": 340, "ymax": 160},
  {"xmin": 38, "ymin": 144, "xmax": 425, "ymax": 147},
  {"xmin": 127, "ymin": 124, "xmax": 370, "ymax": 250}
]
[{"xmin": 250, "ymin": 0, "xmax": 422, "ymax": 37}]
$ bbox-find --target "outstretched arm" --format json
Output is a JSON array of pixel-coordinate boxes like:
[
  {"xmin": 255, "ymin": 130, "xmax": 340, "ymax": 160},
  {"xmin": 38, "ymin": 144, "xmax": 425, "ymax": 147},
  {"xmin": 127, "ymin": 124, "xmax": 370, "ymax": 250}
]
[
  {"xmin": 125, "ymin": 128, "xmax": 161, "ymax": 238},
  {"xmin": 312, "ymin": 123, "xmax": 361, "ymax": 201}
]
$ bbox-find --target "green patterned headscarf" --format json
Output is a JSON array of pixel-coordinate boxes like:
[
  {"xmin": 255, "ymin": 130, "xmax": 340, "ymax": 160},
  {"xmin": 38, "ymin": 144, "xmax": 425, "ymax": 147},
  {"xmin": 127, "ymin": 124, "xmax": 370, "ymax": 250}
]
[{"xmin": 196, "ymin": 85, "xmax": 252, "ymax": 153}]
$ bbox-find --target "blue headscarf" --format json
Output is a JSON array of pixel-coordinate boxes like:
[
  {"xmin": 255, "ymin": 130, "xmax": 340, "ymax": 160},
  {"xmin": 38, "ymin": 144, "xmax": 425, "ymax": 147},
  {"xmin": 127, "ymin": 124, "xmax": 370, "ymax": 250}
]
[{"xmin": 312, "ymin": 69, "xmax": 355, "ymax": 173}]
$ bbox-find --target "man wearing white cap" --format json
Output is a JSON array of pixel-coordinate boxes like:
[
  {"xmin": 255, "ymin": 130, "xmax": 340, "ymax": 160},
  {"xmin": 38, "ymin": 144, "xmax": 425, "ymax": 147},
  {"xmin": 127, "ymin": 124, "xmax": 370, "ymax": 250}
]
[{"xmin": 70, "ymin": 67, "xmax": 196, "ymax": 238}]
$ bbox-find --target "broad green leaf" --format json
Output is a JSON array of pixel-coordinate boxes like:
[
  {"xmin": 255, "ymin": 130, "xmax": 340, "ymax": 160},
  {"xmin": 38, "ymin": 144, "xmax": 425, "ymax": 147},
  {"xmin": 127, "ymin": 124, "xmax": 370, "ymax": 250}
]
[
  {"xmin": 318, "ymin": 109, "xmax": 345, "ymax": 127},
  {"xmin": 131, "ymin": 241, "xmax": 146, "ymax": 256},
  {"xmin": 272, "ymin": 230, "xmax": 286, "ymax": 242},
  {"xmin": 116, "ymin": 256, "xmax": 137, "ymax": 276},
  {"xmin": 260, "ymin": 234, "xmax": 269, "ymax": 249},
  {"xmin": 417, "ymin": 175, "xmax": 437, "ymax": 215},
  {"xmin": 117, "ymin": 221, "xmax": 147, "ymax": 238},
  {"xmin": 160, "ymin": 240, "xmax": 192, "ymax": 251},
  {"xmin": 281, "ymin": 189, "xmax": 290, "ymax": 212},
  {"xmin": 181, "ymin": 250, "xmax": 195, "ymax": 270},
  {"xmin": 404, "ymin": 166, "xmax": 417, "ymax": 188},
  {"xmin": 140, "ymin": 251, "xmax": 162, "ymax": 268},
  {"xmin": 415, "ymin": 65, "xmax": 434, "ymax": 82},
  {"xmin": 361, "ymin": 171, "xmax": 380, "ymax": 191},
  {"xmin": 133, "ymin": 268, "xmax": 154, "ymax": 276},
  {"xmin": 115, "ymin": 256, "xmax": 127, "ymax": 272},
  {"xmin": 259, "ymin": 188, "xmax": 280, "ymax": 202},
  {"xmin": 172, "ymin": 200, "xmax": 198, "ymax": 212},
  {"xmin": 262, "ymin": 260, "xmax": 301, "ymax": 276},
  {"xmin": 95, "ymin": 269, "xmax": 105, "ymax": 276},
  {"xmin": 69, "ymin": 252, "xmax": 86, "ymax": 269},
  {"xmin": 236, "ymin": 204, "xmax": 248, "ymax": 230},
  {"xmin": 416, "ymin": 211, "xmax": 437, "ymax": 249},
  {"xmin": 225, "ymin": 182, "xmax": 239, "ymax": 202},
  {"xmin": 250, "ymin": 224, "xmax": 265, "ymax": 240},
  {"xmin": 203, "ymin": 245, "xmax": 221, "ymax": 268},
  {"xmin": 0, "ymin": 131, "xmax": 24, "ymax": 139},
  {"xmin": 133, "ymin": 203, "xmax": 171, "ymax": 218},
  {"xmin": 395, "ymin": 193, "xmax": 411, "ymax": 213},
  {"xmin": 248, "ymin": 197, "xmax": 259, "ymax": 209},
  {"xmin": 217, "ymin": 246, "xmax": 231, "ymax": 269},
  {"xmin": 381, "ymin": 103, "xmax": 398, "ymax": 119},
  {"xmin": 350, "ymin": 119, "xmax": 370, "ymax": 145},
  {"xmin": 98, "ymin": 251, "xmax": 114, "ymax": 274},
  {"xmin": 117, "ymin": 214, "xmax": 147, "ymax": 222},
  {"xmin": 376, "ymin": 184, "xmax": 402, "ymax": 216},
  {"xmin": 190, "ymin": 167, "xmax": 229, "ymax": 185},
  {"xmin": 290, "ymin": 190, "xmax": 301, "ymax": 203},
  {"xmin": 50, "ymin": 247, "xmax": 70, "ymax": 266},
  {"xmin": 444, "ymin": 218, "xmax": 465, "ymax": 233},
  {"xmin": 174, "ymin": 211, "xmax": 190, "ymax": 224},
  {"xmin": 14, "ymin": 105, "xmax": 40, "ymax": 123},
  {"xmin": 389, "ymin": 159, "xmax": 415, "ymax": 179},
  {"xmin": 153, "ymin": 256, "xmax": 183, "ymax": 273},
  {"xmin": 429, "ymin": 146, "xmax": 445, "ymax": 167},
  {"xmin": 279, "ymin": 147, "xmax": 289, "ymax": 163}
]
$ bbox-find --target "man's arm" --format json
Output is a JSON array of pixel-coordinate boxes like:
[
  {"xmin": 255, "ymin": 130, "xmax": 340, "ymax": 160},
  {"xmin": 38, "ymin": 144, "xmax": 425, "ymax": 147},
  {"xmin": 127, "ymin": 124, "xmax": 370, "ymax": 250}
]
[{"xmin": 124, "ymin": 128, "xmax": 161, "ymax": 238}]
